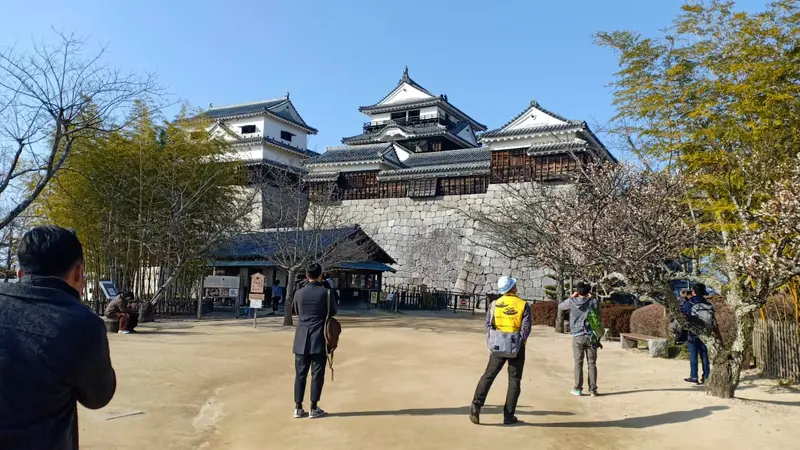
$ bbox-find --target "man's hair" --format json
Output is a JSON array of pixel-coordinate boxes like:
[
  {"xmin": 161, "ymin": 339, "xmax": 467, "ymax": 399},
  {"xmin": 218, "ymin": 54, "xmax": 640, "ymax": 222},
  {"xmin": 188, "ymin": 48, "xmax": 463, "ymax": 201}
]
[
  {"xmin": 576, "ymin": 282, "xmax": 591, "ymax": 296},
  {"xmin": 120, "ymin": 291, "xmax": 134, "ymax": 301},
  {"xmin": 17, "ymin": 226, "xmax": 84, "ymax": 277},
  {"xmin": 273, "ymin": 279, "xmax": 280, "ymax": 285},
  {"xmin": 306, "ymin": 263, "xmax": 322, "ymax": 279},
  {"xmin": 679, "ymin": 288, "xmax": 690, "ymax": 297},
  {"xmin": 692, "ymin": 283, "xmax": 707, "ymax": 297}
]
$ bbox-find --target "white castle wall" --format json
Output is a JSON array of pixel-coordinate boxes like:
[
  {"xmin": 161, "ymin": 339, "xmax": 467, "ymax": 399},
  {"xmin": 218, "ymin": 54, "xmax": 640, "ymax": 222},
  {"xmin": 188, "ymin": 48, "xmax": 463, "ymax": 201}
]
[{"xmin": 324, "ymin": 184, "xmax": 552, "ymax": 299}]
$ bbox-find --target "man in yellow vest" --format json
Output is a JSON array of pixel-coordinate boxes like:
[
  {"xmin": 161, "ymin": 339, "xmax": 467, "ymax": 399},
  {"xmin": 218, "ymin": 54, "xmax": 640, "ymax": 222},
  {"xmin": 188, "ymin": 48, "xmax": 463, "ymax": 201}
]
[{"xmin": 470, "ymin": 276, "xmax": 531, "ymax": 425}]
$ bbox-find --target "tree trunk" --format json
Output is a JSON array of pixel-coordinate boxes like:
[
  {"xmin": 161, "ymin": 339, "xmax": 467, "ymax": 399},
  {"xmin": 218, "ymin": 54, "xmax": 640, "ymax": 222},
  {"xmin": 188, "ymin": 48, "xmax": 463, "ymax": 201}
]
[
  {"xmin": 706, "ymin": 310, "xmax": 755, "ymax": 399},
  {"xmin": 283, "ymin": 268, "xmax": 298, "ymax": 326},
  {"xmin": 139, "ymin": 301, "xmax": 155, "ymax": 323},
  {"xmin": 554, "ymin": 271, "xmax": 566, "ymax": 333}
]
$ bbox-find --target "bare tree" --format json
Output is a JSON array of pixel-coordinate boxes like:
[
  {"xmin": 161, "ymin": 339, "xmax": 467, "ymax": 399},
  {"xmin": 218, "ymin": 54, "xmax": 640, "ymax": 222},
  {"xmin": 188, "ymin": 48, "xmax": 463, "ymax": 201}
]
[
  {"xmin": 247, "ymin": 169, "xmax": 375, "ymax": 326},
  {"xmin": 0, "ymin": 31, "xmax": 159, "ymax": 230}
]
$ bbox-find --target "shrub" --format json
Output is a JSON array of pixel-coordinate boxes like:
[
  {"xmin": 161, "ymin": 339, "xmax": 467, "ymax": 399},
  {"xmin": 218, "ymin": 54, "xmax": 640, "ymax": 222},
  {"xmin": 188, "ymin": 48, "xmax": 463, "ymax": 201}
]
[
  {"xmin": 531, "ymin": 301, "xmax": 557, "ymax": 327},
  {"xmin": 601, "ymin": 305, "xmax": 635, "ymax": 336},
  {"xmin": 630, "ymin": 304, "xmax": 669, "ymax": 338}
]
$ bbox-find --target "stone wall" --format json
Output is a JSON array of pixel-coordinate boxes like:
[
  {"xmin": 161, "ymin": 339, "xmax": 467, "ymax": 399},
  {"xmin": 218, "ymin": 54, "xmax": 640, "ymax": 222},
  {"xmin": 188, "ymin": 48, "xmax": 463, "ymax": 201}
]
[{"xmin": 322, "ymin": 184, "xmax": 552, "ymax": 300}]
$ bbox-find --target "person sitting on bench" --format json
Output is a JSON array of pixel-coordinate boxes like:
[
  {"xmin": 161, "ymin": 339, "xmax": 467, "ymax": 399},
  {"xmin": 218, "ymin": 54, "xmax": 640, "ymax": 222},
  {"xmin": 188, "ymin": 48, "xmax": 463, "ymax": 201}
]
[{"xmin": 105, "ymin": 291, "xmax": 138, "ymax": 334}]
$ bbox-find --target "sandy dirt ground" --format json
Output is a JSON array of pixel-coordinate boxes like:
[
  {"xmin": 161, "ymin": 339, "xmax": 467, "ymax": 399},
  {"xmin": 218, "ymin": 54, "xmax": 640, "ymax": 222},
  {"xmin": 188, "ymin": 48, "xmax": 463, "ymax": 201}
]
[{"xmin": 80, "ymin": 311, "xmax": 799, "ymax": 450}]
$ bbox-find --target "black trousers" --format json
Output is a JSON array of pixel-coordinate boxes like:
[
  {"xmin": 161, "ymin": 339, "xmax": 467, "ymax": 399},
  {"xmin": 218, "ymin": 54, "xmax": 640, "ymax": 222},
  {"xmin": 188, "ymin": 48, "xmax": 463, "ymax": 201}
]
[
  {"xmin": 472, "ymin": 345, "xmax": 526, "ymax": 418},
  {"xmin": 272, "ymin": 296, "xmax": 280, "ymax": 311},
  {"xmin": 295, "ymin": 353, "xmax": 327, "ymax": 405}
]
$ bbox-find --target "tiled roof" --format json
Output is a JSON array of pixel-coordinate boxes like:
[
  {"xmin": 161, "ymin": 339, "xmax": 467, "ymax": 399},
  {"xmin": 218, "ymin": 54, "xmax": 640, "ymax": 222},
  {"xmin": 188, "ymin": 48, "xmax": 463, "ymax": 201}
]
[
  {"xmin": 230, "ymin": 135, "xmax": 318, "ymax": 158},
  {"xmin": 480, "ymin": 122, "xmax": 585, "ymax": 139},
  {"xmin": 493, "ymin": 100, "xmax": 574, "ymax": 132},
  {"xmin": 241, "ymin": 159, "xmax": 306, "ymax": 174},
  {"xmin": 209, "ymin": 226, "xmax": 395, "ymax": 264},
  {"xmin": 305, "ymin": 143, "xmax": 405, "ymax": 168},
  {"xmin": 342, "ymin": 123, "xmax": 476, "ymax": 149},
  {"xmin": 304, "ymin": 171, "xmax": 340, "ymax": 182},
  {"xmin": 524, "ymin": 139, "xmax": 590, "ymax": 155},
  {"xmin": 370, "ymin": 66, "xmax": 438, "ymax": 106},
  {"xmin": 378, "ymin": 162, "xmax": 490, "ymax": 181},
  {"xmin": 205, "ymin": 97, "xmax": 318, "ymax": 134},
  {"xmin": 403, "ymin": 146, "xmax": 489, "ymax": 167}
]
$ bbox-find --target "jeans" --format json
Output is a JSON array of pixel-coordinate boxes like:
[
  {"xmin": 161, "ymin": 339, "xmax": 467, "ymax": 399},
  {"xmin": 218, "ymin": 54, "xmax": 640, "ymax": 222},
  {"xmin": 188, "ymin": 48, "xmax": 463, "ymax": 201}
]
[
  {"xmin": 687, "ymin": 338, "xmax": 710, "ymax": 380},
  {"xmin": 572, "ymin": 334, "xmax": 598, "ymax": 392},
  {"xmin": 295, "ymin": 353, "xmax": 327, "ymax": 405},
  {"xmin": 472, "ymin": 345, "xmax": 526, "ymax": 418}
]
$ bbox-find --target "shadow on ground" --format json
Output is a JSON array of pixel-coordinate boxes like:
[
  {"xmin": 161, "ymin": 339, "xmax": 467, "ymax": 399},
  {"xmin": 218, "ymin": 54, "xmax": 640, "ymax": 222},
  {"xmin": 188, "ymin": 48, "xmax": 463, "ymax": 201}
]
[
  {"xmin": 330, "ymin": 405, "xmax": 573, "ymax": 418},
  {"xmin": 484, "ymin": 405, "xmax": 730, "ymax": 428}
]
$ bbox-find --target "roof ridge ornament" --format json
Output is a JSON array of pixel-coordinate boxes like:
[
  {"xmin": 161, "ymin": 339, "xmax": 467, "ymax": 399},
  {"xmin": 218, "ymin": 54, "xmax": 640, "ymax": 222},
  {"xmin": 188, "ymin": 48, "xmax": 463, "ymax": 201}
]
[
  {"xmin": 401, "ymin": 66, "xmax": 410, "ymax": 82},
  {"xmin": 285, "ymin": 91, "xmax": 290, "ymax": 99}
]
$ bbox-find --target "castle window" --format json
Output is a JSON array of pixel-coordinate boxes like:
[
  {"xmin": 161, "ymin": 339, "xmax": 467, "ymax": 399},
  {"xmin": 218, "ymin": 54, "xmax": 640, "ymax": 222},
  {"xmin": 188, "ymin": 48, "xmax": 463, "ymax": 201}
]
[
  {"xmin": 407, "ymin": 178, "xmax": 438, "ymax": 198},
  {"xmin": 241, "ymin": 125, "xmax": 257, "ymax": 134},
  {"xmin": 407, "ymin": 109, "xmax": 420, "ymax": 120},
  {"xmin": 280, "ymin": 131, "xmax": 294, "ymax": 142},
  {"xmin": 390, "ymin": 112, "xmax": 406, "ymax": 121}
]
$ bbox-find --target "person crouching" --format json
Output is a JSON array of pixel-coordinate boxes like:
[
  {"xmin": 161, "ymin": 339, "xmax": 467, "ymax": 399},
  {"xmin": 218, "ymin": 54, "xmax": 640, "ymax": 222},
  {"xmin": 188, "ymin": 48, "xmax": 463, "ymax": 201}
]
[{"xmin": 105, "ymin": 291, "xmax": 138, "ymax": 334}]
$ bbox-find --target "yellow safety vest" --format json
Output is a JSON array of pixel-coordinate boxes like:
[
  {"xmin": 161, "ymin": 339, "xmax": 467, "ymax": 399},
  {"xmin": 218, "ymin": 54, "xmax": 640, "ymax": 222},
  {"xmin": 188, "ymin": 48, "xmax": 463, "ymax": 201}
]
[{"xmin": 492, "ymin": 294, "xmax": 527, "ymax": 333}]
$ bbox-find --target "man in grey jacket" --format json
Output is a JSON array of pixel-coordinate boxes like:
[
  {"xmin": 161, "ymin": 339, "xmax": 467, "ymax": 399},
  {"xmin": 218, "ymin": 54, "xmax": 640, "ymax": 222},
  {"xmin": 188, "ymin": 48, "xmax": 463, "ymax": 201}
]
[{"xmin": 558, "ymin": 282, "xmax": 600, "ymax": 397}]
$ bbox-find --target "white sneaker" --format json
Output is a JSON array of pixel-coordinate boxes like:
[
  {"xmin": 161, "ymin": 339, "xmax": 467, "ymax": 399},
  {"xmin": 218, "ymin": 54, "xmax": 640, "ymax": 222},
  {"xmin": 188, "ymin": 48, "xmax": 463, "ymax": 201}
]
[
  {"xmin": 293, "ymin": 408, "xmax": 306, "ymax": 419},
  {"xmin": 309, "ymin": 408, "xmax": 327, "ymax": 419},
  {"xmin": 118, "ymin": 330, "xmax": 131, "ymax": 335}
]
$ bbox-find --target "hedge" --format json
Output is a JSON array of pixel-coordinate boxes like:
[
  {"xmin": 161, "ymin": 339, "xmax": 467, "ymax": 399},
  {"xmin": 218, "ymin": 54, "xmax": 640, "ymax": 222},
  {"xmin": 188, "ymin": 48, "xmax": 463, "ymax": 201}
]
[
  {"xmin": 601, "ymin": 305, "xmax": 635, "ymax": 336},
  {"xmin": 531, "ymin": 301, "xmax": 558, "ymax": 326},
  {"xmin": 630, "ymin": 304, "xmax": 669, "ymax": 338}
]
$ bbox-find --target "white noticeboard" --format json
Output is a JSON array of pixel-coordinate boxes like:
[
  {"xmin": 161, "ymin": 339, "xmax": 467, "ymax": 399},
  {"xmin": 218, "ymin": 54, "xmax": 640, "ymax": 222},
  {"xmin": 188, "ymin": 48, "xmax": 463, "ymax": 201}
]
[{"xmin": 249, "ymin": 298, "xmax": 263, "ymax": 309}]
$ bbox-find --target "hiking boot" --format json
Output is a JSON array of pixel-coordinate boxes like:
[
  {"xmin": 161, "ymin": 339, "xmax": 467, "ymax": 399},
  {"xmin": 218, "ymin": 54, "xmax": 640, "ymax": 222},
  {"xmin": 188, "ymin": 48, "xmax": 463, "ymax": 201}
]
[
  {"xmin": 570, "ymin": 389, "xmax": 583, "ymax": 396},
  {"xmin": 293, "ymin": 408, "xmax": 306, "ymax": 419},
  {"xmin": 503, "ymin": 416, "xmax": 519, "ymax": 425},
  {"xmin": 684, "ymin": 378, "xmax": 699, "ymax": 384},
  {"xmin": 469, "ymin": 404, "xmax": 480, "ymax": 425},
  {"xmin": 309, "ymin": 407, "xmax": 327, "ymax": 419}
]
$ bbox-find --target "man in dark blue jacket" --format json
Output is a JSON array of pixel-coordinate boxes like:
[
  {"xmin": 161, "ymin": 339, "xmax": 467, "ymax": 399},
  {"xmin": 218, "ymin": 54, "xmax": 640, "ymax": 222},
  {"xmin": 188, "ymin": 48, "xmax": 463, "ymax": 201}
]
[
  {"xmin": 0, "ymin": 226, "xmax": 117, "ymax": 449},
  {"xmin": 292, "ymin": 263, "xmax": 337, "ymax": 419},
  {"xmin": 681, "ymin": 283, "xmax": 712, "ymax": 384}
]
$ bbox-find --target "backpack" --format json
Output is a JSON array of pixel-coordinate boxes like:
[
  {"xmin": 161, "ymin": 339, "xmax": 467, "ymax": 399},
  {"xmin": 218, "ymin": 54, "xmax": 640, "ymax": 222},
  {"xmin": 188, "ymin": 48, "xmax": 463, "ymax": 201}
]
[
  {"xmin": 486, "ymin": 302, "xmax": 523, "ymax": 358},
  {"xmin": 690, "ymin": 301, "xmax": 715, "ymax": 328},
  {"xmin": 324, "ymin": 290, "xmax": 341, "ymax": 379}
]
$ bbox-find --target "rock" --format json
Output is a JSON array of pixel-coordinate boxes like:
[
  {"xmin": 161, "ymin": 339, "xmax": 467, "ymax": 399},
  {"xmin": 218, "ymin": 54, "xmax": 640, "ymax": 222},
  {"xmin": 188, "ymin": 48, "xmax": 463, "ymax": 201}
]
[{"xmin": 648, "ymin": 338, "xmax": 668, "ymax": 358}]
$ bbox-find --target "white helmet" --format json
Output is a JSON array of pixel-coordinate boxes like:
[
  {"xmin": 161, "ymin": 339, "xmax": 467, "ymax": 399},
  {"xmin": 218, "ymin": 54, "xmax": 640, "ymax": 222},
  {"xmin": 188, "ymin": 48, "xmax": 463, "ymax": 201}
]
[{"xmin": 497, "ymin": 276, "xmax": 517, "ymax": 294}]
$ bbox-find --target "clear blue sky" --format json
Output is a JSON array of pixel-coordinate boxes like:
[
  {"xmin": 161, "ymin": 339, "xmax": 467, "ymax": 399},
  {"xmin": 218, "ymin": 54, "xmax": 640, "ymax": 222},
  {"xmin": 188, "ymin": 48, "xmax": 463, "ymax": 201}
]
[{"xmin": 2, "ymin": 0, "xmax": 766, "ymax": 156}]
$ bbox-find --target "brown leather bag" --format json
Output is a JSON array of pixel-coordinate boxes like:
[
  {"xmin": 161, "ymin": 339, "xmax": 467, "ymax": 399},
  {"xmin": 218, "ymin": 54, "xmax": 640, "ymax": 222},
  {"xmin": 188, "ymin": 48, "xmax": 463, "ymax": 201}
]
[{"xmin": 324, "ymin": 290, "xmax": 341, "ymax": 380}]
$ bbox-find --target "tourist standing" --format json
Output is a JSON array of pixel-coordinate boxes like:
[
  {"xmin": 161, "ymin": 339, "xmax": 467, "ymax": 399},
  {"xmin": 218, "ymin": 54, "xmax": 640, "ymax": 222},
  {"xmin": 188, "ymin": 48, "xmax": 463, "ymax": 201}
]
[
  {"xmin": 681, "ymin": 283, "xmax": 713, "ymax": 384},
  {"xmin": 292, "ymin": 263, "xmax": 337, "ymax": 419},
  {"xmin": 0, "ymin": 226, "xmax": 116, "ymax": 450},
  {"xmin": 558, "ymin": 282, "xmax": 600, "ymax": 397},
  {"xmin": 271, "ymin": 280, "xmax": 283, "ymax": 312},
  {"xmin": 470, "ymin": 276, "xmax": 531, "ymax": 426}
]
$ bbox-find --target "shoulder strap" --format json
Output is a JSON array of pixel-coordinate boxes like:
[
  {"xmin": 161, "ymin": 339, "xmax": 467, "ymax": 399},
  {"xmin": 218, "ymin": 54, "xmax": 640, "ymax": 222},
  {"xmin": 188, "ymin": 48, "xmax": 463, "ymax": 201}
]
[
  {"xmin": 326, "ymin": 289, "xmax": 332, "ymax": 319},
  {"xmin": 489, "ymin": 301, "xmax": 496, "ymax": 329}
]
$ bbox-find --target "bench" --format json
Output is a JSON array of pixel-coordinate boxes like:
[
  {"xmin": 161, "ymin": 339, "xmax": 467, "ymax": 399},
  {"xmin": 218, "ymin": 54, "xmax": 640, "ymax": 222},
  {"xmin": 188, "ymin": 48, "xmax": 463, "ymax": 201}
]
[
  {"xmin": 620, "ymin": 333, "xmax": 668, "ymax": 358},
  {"xmin": 102, "ymin": 316, "xmax": 119, "ymax": 334}
]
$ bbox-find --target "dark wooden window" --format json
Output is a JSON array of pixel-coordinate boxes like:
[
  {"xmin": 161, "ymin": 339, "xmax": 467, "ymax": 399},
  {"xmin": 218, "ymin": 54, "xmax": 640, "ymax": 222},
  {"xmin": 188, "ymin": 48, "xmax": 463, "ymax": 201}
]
[
  {"xmin": 440, "ymin": 176, "xmax": 489, "ymax": 196},
  {"xmin": 241, "ymin": 125, "xmax": 257, "ymax": 134},
  {"xmin": 280, "ymin": 130, "xmax": 294, "ymax": 142},
  {"xmin": 407, "ymin": 109, "xmax": 420, "ymax": 119},
  {"xmin": 390, "ymin": 112, "xmax": 406, "ymax": 121},
  {"xmin": 491, "ymin": 149, "xmax": 586, "ymax": 183},
  {"xmin": 429, "ymin": 140, "xmax": 442, "ymax": 152},
  {"xmin": 407, "ymin": 178, "xmax": 438, "ymax": 197},
  {"xmin": 341, "ymin": 172, "xmax": 379, "ymax": 200},
  {"xmin": 380, "ymin": 181, "xmax": 407, "ymax": 198}
]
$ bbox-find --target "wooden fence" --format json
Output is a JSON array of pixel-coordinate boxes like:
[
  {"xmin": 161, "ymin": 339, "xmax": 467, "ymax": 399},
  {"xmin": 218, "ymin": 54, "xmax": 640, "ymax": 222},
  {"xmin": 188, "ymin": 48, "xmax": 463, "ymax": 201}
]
[{"xmin": 752, "ymin": 319, "xmax": 800, "ymax": 382}]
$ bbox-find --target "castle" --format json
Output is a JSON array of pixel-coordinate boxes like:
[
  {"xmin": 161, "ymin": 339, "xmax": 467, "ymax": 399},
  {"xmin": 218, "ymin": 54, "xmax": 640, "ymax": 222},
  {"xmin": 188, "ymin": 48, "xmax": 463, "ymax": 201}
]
[{"xmin": 207, "ymin": 69, "xmax": 613, "ymax": 299}]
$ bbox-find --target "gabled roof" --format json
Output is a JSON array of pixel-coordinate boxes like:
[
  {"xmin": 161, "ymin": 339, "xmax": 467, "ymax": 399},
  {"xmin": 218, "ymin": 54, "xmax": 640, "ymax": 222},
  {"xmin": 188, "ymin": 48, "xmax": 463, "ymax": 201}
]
[
  {"xmin": 358, "ymin": 68, "xmax": 487, "ymax": 131},
  {"xmin": 209, "ymin": 226, "xmax": 396, "ymax": 265},
  {"xmin": 342, "ymin": 122, "xmax": 476, "ymax": 149},
  {"xmin": 304, "ymin": 143, "xmax": 405, "ymax": 168},
  {"xmin": 205, "ymin": 96, "xmax": 318, "ymax": 134},
  {"xmin": 480, "ymin": 122, "xmax": 585, "ymax": 139}
]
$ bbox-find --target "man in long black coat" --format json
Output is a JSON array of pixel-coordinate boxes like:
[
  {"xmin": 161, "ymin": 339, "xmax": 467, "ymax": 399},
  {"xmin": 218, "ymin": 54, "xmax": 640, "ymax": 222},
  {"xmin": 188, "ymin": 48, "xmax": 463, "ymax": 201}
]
[
  {"xmin": 0, "ymin": 226, "xmax": 116, "ymax": 449},
  {"xmin": 292, "ymin": 263, "xmax": 336, "ymax": 419}
]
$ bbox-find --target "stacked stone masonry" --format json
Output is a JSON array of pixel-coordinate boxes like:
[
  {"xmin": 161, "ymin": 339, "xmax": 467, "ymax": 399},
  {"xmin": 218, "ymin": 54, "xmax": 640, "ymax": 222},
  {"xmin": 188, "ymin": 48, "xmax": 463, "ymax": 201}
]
[{"xmin": 321, "ymin": 184, "xmax": 552, "ymax": 299}]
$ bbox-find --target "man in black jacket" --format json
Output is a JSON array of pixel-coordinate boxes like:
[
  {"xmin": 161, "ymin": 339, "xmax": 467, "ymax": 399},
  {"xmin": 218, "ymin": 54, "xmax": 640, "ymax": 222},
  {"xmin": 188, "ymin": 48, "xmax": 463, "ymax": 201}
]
[
  {"xmin": 0, "ymin": 226, "xmax": 117, "ymax": 450},
  {"xmin": 292, "ymin": 263, "xmax": 336, "ymax": 419}
]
